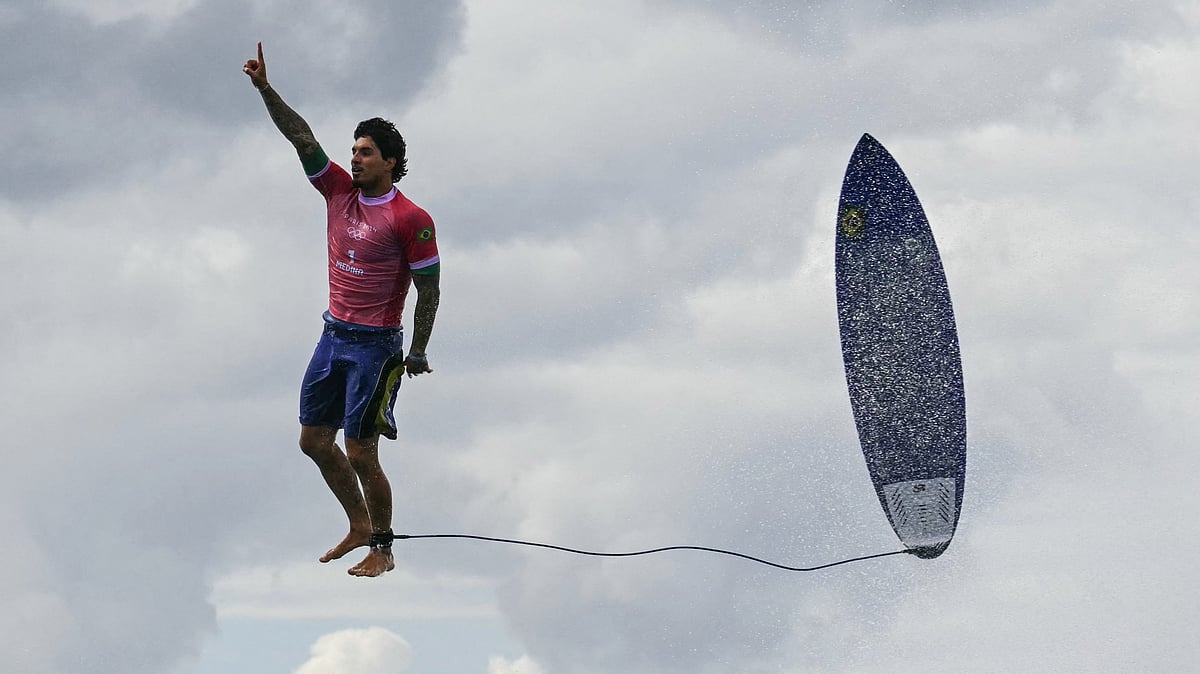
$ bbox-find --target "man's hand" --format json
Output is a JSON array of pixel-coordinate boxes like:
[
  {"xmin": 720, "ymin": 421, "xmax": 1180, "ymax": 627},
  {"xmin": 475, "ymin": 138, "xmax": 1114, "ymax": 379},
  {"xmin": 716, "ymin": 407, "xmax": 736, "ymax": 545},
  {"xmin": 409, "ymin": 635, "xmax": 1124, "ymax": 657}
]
[
  {"xmin": 404, "ymin": 353, "xmax": 433, "ymax": 378},
  {"xmin": 243, "ymin": 41, "xmax": 269, "ymax": 90},
  {"xmin": 244, "ymin": 43, "xmax": 322, "ymax": 157}
]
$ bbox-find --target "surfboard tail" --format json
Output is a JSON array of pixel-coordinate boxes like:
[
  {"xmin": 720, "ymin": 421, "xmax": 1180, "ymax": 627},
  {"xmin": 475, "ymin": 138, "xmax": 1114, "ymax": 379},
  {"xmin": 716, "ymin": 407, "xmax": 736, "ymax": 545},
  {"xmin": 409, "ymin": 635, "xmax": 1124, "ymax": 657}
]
[{"xmin": 881, "ymin": 478, "xmax": 957, "ymax": 558}]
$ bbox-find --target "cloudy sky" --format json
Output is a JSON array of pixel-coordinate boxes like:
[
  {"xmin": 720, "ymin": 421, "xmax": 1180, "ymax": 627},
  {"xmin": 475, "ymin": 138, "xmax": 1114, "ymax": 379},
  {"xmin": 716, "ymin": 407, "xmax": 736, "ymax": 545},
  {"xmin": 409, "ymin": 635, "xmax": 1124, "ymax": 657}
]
[{"xmin": 3, "ymin": 0, "xmax": 1198, "ymax": 672}]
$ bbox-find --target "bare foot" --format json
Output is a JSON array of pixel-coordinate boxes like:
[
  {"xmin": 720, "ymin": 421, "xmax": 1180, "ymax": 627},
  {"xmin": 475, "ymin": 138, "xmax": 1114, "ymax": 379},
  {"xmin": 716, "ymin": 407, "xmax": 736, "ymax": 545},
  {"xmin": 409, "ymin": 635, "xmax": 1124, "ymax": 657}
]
[
  {"xmin": 320, "ymin": 529, "xmax": 371, "ymax": 563},
  {"xmin": 348, "ymin": 548, "xmax": 395, "ymax": 577}
]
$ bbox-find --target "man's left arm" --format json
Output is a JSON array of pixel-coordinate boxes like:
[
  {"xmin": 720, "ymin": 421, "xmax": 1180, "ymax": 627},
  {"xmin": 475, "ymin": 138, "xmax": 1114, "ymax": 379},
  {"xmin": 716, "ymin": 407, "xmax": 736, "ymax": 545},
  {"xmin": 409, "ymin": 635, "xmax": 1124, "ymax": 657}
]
[{"xmin": 405, "ymin": 271, "xmax": 440, "ymax": 376}]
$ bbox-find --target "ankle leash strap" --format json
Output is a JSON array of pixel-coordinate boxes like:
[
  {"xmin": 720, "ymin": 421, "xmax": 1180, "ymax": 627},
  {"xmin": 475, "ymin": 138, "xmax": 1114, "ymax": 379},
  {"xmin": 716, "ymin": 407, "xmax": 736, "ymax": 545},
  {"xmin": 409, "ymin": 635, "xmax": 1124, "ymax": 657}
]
[{"xmin": 370, "ymin": 530, "xmax": 394, "ymax": 550}]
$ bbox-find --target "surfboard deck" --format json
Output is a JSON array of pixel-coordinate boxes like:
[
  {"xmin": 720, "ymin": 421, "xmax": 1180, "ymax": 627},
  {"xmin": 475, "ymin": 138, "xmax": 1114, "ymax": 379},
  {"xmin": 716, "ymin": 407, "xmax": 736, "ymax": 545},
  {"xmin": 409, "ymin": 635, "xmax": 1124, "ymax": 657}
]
[{"xmin": 835, "ymin": 133, "xmax": 966, "ymax": 559}]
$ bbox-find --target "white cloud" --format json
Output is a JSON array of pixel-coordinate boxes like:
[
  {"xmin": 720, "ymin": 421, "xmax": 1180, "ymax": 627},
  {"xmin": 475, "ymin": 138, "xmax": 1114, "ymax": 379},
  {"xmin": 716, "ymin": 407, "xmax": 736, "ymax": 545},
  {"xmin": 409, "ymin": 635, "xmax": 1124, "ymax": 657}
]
[
  {"xmin": 846, "ymin": 438, "xmax": 1200, "ymax": 672},
  {"xmin": 294, "ymin": 627, "xmax": 413, "ymax": 674},
  {"xmin": 211, "ymin": 561, "xmax": 497, "ymax": 622},
  {"xmin": 401, "ymin": 0, "xmax": 818, "ymax": 198},
  {"xmin": 489, "ymin": 655, "xmax": 545, "ymax": 674},
  {"xmin": 402, "ymin": 2, "xmax": 1200, "ymax": 672}
]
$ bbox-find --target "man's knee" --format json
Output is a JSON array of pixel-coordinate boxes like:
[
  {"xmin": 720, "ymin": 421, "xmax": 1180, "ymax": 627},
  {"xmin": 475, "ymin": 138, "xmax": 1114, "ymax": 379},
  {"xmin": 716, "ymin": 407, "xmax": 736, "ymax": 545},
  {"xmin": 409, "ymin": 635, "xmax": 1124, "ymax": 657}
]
[
  {"xmin": 299, "ymin": 426, "xmax": 337, "ymax": 460},
  {"xmin": 345, "ymin": 436, "xmax": 381, "ymax": 473}
]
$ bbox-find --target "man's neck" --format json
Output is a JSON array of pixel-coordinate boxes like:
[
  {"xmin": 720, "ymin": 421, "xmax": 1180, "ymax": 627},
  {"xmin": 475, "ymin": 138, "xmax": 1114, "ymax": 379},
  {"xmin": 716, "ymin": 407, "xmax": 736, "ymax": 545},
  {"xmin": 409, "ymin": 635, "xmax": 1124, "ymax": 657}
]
[{"xmin": 359, "ymin": 181, "xmax": 393, "ymax": 198}]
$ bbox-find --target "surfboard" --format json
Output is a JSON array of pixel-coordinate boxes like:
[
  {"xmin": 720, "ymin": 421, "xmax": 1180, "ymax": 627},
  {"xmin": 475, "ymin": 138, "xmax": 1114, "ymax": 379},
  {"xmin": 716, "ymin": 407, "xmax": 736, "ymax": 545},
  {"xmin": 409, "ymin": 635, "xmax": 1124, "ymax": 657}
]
[{"xmin": 835, "ymin": 133, "xmax": 966, "ymax": 559}]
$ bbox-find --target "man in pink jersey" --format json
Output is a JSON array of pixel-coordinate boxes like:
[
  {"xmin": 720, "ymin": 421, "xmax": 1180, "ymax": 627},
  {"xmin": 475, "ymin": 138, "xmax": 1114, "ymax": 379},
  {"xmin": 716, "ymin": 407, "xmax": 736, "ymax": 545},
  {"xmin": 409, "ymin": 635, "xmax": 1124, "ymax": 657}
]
[{"xmin": 244, "ymin": 42, "xmax": 441, "ymax": 577}]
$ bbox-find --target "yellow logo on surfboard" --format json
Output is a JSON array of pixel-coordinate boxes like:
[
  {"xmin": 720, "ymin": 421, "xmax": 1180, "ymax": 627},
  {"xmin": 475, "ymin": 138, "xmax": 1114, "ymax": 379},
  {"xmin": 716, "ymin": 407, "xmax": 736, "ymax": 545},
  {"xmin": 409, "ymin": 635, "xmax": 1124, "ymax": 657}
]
[{"xmin": 839, "ymin": 205, "xmax": 865, "ymax": 239}]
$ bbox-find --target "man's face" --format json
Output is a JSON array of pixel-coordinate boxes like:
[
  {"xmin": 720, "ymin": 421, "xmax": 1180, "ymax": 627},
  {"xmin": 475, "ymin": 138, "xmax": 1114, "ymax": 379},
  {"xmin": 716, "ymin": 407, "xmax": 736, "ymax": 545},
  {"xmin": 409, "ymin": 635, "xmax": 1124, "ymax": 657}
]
[{"xmin": 350, "ymin": 136, "xmax": 395, "ymax": 190}]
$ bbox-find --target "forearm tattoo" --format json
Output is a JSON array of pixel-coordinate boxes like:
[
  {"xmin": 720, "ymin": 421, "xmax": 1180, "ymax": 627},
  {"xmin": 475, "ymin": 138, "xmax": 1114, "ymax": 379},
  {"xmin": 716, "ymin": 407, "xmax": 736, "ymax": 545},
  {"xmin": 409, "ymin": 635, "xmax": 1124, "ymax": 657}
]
[{"xmin": 260, "ymin": 86, "xmax": 320, "ymax": 156}]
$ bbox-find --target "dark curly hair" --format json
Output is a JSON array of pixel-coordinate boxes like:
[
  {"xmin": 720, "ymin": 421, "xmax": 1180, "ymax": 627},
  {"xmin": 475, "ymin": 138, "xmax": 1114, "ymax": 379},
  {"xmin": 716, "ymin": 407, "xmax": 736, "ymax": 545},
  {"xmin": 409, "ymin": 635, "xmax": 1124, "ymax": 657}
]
[{"xmin": 354, "ymin": 117, "xmax": 408, "ymax": 182}]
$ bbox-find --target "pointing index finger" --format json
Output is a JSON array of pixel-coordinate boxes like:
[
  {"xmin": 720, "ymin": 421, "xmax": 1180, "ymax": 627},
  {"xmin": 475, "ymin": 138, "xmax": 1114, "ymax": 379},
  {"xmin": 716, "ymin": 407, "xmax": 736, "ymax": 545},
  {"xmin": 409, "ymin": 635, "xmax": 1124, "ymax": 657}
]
[{"xmin": 257, "ymin": 41, "xmax": 264, "ymax": 65}]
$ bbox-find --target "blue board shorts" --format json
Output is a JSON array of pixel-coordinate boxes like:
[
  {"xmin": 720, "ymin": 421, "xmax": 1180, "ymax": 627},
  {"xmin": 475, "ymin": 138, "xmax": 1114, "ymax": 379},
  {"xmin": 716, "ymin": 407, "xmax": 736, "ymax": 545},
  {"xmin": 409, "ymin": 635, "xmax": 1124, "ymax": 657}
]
[{"xmin": 299, "ymin": 313, "xmax": 405, "ymax": 440}]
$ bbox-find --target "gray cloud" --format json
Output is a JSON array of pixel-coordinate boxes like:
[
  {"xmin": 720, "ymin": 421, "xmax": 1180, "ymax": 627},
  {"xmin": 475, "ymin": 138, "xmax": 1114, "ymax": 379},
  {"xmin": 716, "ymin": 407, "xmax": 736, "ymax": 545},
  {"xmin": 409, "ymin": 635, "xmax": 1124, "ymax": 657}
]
[
  {"xmin": 3, "ymin": 1, "xmax": 1198, "ymax": 672},
  {"xmin": 0, "ymin": 0, "xmax": 464, "ymax": 201}
]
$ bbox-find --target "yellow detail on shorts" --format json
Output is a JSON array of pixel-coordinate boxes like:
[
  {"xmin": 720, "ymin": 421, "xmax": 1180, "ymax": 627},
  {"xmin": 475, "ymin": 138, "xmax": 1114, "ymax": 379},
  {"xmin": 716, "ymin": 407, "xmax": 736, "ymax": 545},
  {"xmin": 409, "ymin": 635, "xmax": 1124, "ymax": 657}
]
[
  {"xmin": 839, "ymin": 205, "xmax": 865, "ymax": 239},
  {"xmin": 375, "ymin": 358, "xmax": 405, "ymax": 434}
]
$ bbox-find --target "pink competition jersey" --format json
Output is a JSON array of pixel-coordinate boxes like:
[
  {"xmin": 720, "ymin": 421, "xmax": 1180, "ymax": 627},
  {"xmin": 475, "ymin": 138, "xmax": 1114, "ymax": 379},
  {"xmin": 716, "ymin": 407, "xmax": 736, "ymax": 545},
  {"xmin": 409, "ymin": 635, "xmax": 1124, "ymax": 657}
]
[{"xmin": 308, "ymin": 161, "xmax": 440, "ymax": 328}]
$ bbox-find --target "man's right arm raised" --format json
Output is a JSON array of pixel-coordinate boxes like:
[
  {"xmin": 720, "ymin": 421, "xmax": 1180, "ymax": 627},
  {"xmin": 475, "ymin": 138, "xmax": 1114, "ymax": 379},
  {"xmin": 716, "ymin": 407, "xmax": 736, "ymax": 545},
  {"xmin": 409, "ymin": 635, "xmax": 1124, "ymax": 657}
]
[{"xmin": 243, "ymin": 42, "xmax": 325, "ymax": 167}]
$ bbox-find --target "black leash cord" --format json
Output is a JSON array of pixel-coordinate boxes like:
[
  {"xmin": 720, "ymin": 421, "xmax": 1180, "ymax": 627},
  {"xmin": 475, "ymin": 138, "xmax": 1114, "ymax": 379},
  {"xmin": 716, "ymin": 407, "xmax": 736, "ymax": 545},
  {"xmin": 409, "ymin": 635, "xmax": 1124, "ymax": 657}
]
[{"xmin": 394, "ymin": 533, "xmax": 912, "ymax": 572}]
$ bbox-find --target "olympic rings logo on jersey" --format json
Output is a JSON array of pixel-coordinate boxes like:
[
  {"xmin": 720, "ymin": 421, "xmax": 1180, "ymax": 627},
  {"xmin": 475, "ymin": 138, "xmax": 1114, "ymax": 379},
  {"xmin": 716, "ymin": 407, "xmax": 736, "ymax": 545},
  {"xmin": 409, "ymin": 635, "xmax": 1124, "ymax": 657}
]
[
  {"xmin": 346, "ymin": 227, "xmax": 368, "ymax": 241},
  {"xmin": 341, "ymin": 212, "xmax": 378, "ymax": 233}
]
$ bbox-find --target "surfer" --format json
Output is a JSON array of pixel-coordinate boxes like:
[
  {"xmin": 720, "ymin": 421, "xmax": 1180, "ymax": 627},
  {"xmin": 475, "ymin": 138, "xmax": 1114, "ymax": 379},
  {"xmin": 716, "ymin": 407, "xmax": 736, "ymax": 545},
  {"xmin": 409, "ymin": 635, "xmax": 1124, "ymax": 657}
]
[{"xmin": 243, "ymin": 42, "xmax": 441, "ymax": 577}]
